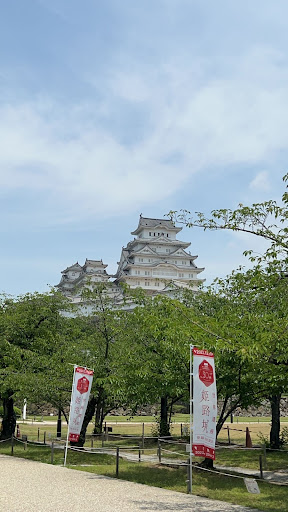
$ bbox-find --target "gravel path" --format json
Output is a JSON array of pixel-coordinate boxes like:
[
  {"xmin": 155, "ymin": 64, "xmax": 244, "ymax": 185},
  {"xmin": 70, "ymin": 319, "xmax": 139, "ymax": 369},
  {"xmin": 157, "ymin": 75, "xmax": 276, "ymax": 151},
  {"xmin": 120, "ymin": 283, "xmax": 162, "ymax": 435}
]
[{"xmin": 0, "ymin": 455, "xmax": 263, "ymax": 512}]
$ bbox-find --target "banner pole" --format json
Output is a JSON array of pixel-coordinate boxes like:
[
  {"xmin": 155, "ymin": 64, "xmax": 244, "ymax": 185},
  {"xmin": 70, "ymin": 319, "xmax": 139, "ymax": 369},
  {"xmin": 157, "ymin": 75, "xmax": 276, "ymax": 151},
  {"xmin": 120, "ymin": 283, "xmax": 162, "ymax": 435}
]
[
  {"xmin": 64, "ymin": 365, "xmax": 77, "ymax": 467},
  {"xmin": 189, "ymin": 344, "xmax": 194, "ymax": 494}
]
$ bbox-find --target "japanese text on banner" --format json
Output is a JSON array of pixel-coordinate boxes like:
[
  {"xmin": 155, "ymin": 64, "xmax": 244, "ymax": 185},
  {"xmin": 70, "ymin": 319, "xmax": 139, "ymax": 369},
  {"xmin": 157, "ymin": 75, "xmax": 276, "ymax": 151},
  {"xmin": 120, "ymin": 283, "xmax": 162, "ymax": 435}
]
[
  {"xmin": 192, "ymin": 348, "xmax": 217, "ymax": 460},
  {"xmin": 68, "ymin": 366, "xmax": 93, "ymax": 443}
]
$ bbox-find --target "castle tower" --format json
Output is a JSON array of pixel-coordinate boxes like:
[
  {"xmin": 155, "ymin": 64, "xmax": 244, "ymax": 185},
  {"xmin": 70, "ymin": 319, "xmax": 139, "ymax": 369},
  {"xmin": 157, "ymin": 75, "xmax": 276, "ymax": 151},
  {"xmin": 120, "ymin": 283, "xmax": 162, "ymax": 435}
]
[
  {"xmin": 114, "ymin": 216, "xmax": 204, "ymax": 295},
  {"xmin": 56, "ymin": 259, "xmax": 111, "ymax": 296}
]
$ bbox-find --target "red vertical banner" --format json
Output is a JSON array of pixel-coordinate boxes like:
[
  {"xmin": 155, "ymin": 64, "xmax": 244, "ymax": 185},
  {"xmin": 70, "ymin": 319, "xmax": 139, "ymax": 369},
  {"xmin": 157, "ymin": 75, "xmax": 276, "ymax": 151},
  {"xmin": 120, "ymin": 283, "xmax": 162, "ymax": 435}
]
[
  {"xmin": 68, "ymin": 366, "xmax": 94, "ymax": 442},
  {"xmin": 192, "ymin": 348, "xmax": 217, "ymax": 460}
]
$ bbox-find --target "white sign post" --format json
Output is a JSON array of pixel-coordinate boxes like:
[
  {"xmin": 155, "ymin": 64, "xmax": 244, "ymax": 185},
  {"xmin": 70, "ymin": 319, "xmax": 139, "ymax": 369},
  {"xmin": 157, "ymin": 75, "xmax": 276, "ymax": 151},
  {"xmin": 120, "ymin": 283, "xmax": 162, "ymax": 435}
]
[{"xmin": 64, "ymin": 366, "xmax": 94, "ymax": 466}]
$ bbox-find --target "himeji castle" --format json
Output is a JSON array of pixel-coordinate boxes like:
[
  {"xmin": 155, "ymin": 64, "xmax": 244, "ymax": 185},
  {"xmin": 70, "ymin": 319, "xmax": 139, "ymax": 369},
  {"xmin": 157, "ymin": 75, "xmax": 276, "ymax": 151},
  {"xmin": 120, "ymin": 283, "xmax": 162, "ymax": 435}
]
[
  {"xmin": 114, "ymin": 216, "xmax": 204, "ymax": 294},
  {"xmin": 56, "ymin": 215, "xmax": 205, "ymax": 302}
]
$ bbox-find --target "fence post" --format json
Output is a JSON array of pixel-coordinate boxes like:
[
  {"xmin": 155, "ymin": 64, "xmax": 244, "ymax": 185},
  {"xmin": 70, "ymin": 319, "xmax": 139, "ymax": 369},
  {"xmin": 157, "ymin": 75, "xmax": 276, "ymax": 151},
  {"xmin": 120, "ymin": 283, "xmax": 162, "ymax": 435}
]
[
  {"xmin": 158, "ymin": 439, "xmax": 161, "ymax": 463},
  {"xmin": 116, "ymin": 447, "xmax": 119, "ymax": 477},
  {"xmin": 142, "ymin": 423, "xmax": 145, "ymax": 453},
  {"xmin": 186, "ymin": 458, "xmax": 191, "ymax": 493},
  {"xmin": 138, "ymin": 442, "xmax": 141, "ymax": 462},
  {"xmin": 38, "ymin": 428, "xmax": 40, "ymax": 442},
  {"xmin": 262, "ymin": 444, "xmax": 267, "ymax": 470},
  {"xmin": 51, "ymin": 441, "xmax": 54, "ymax": 464},
  {"xmin": 227, "ymin": 426, "xmax": 231, "ymax": 445},
  {"xmin": 91, "ymin": 436, "xmax": 94, "ymax": 448},
  {"xmin": 245, "ymin": 427, "xmax": 252, "ymax": 448},
  {"xmin": 181, "ymin": 423, "xmax": 183, "ymax": 437},
  {"xmin": 11, "ymin": 435, "xmax": 14, "ymax": 456},
  {"xmin": 101, "ymin": 432, "xmax": 104, "ymax": 447},
  {"xmin": 259, "ymin": 455, "xmax": 263, "ymax": 479},
  {"xmin": 43, "ymin": 431, "xmax": 46, "ymax": 445}
]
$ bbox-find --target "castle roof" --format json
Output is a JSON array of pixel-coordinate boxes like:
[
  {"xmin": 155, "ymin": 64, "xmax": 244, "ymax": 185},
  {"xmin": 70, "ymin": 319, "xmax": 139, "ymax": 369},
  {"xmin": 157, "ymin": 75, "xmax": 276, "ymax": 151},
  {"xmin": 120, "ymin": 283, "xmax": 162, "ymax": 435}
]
[
  {"xmin": 83, "ymin": 259, "xmax": 108, "ymax": 268},
  {"xmin": 61, "ymin": 262, "xmax": 82, "ymax": 274},
  {"xmin": 131, "ymin": 216, "xmax": 181, "ymax": 235}
]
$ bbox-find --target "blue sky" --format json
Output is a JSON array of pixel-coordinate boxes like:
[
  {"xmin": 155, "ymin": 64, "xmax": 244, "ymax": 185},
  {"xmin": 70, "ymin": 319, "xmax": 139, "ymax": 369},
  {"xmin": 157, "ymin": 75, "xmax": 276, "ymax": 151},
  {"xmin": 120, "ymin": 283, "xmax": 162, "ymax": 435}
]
[{"xmin": 1, "ymin": 0, "xmax": 287, "ymax": 295}]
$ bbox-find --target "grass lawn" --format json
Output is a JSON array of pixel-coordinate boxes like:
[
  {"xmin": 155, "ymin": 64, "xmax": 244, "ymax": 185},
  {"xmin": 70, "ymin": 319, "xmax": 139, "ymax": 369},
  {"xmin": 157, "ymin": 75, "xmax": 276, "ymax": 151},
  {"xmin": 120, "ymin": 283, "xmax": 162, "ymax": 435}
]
[
  {"xmin": 16, "ymin": 415, "xmax": 287, "ymax": 447},
  {"xmin": 215, "ymin": 447, "xmax": 288, "ymax": 472}
]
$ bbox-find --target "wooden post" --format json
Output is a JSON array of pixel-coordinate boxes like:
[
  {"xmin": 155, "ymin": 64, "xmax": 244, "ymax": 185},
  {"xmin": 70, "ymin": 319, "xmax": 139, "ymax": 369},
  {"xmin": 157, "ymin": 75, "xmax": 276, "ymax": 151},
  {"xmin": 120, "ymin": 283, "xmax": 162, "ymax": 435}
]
[
  {"xmin": 51, "ymin": 441, "xmax": 54, "ymax": 464},
  {"xmin": 142, "ymin": 423, "xmax": 145, "ymax": 453},
  {"xmin": 186, "ymin": 458, "xmax": 191, "ymax": 493},
  {"xmin": 259, "ymin": 455, "xmax": 263, "ymax": 479},
  {"xmin": 101, "ymin": 432, "xmax": 104, "ymax": 447},
  {"xmin": 105, "ymin": 422, "xmax": 108, "ymax": 441},
  {"xmin": 37, "ymin": 428, "xmax": 40, "ymax": 442},
  {"xmin": 227, "ymin": 426, "xmax": 231, "ymax": 445},
  {"xmin": 138, "ymin": 442, "xmax": 141, "ymax": 463},
  {"xmin": 91, "ymin": 436, "xmax": 94, "ymax": 448},
  {"xmin": 43, "ymin": 431, "xmax": 46, "ymax": 445},
  {"xmin": 181, "ymin": 423, "xmax": 183, "ymax": 437},
  {"xmin": 116, "ymin": 447, "xmax": 119, "ymax": 477},
  {"xmin": 245, "ymin": 427, "xmax": 252, "ymax": 448},
  {"xmin": 158, "ymin": 440, "xmax": 161, "ymax": 463},
  {"xmin": 262, "ymin": 444, "xmax": 267, "ymax": 470},
  {"xmin": 11, "ymin": 435, "xmax": 14, "ymax": 456}
]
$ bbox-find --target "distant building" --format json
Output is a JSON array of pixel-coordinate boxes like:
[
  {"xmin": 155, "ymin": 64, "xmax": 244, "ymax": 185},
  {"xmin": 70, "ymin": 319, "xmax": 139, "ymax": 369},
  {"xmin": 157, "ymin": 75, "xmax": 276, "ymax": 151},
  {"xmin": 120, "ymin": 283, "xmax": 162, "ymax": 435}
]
[
  {"xmin": 56, "ymin": 259, "xmax": 111, "ymax": 297},
  {"xmin": 56, "ymin": 216, "xmax": 205, "ymax": 303},
  {"xmin": 115, "ymin": 216, "xmax": 204, "ymax": 295}
]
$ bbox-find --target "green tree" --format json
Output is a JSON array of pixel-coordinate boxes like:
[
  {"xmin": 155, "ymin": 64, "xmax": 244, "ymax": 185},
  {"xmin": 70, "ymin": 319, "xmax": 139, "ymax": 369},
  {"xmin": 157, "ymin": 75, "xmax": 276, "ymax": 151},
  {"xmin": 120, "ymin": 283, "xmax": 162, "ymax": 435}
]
[
  {"xmin": 114, "ymin": 295, "xmax": 197, "ymax": 436},
  {"xmin": 0, "ymin": 291, "xmax": 74, "ymax": 439},
  {"xmin": 209, "ymin": 267, "xmax": 288, "ymax": 449},
  {"xmin": 180, "ymin": 289, "xmax": 267, "ymax": 435},
  {"xmin": 69, "ymin": 283, "xmax": 128, "ymax": 446},
  {"xmin": 169, "ymin": 173, "xmax": 288, "ymax": 449}
]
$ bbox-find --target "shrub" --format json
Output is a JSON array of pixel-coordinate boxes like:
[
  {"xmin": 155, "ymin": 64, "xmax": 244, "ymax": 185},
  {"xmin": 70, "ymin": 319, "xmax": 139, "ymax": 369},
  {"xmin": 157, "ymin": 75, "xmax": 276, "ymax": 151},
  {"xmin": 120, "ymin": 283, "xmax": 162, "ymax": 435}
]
[{"xmin": 0, "ymin": 406, "xmax": 21, "ymax": 419}]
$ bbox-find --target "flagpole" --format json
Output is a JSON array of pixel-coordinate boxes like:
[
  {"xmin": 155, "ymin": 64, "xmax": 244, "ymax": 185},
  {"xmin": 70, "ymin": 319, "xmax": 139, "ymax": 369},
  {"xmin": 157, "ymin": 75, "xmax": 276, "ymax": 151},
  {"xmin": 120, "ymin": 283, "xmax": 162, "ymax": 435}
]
[
  {"xmin": 189, "ymin": 344, "xmax": 194, "ymax": 494},
  {"xmin": 64, "ymin": 365, "xmax": 77, "ymax": 467}
]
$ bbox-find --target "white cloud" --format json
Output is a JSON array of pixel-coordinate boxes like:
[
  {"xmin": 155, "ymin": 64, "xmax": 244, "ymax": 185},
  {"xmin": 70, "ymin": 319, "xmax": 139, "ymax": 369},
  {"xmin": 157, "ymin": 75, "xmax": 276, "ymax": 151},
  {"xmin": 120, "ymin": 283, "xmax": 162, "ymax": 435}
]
[
  {"xmin": 249, "ymin": 171, "xmax": 271, "ymax": 192},
  {"xmin": 1, "ymin": 45, "xmax": 288, "ymax": 226}
]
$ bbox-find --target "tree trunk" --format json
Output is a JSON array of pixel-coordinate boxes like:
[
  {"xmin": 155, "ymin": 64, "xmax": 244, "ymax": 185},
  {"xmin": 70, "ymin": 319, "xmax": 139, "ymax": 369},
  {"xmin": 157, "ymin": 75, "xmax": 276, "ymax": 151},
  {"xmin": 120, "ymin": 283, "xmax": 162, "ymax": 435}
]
[
  {"xmin": 1, "ymin": 394, "xmax": 16, "ymax": 440},
  {"xmin": 94, "ymin": 388, "xmax": 105, "ymax": 434},
  {"xmin": 159, "ymin": 396, "xmax": 171, "ymax": 437},
  {"xmin": 270, "ymin": 394, "xmax": 281, "ymax": 449},
  {"xmin": 57, "ymin": 409, "xmax": 62, "ymax": 438},
  {"xmin": 198, "ymin": 457, "xmax": 214, "ymax": 469}
]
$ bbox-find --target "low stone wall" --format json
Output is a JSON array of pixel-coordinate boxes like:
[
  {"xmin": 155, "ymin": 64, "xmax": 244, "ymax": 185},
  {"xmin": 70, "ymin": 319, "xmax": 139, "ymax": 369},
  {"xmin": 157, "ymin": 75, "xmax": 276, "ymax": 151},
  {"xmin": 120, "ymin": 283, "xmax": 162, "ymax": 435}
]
[{"xmin": 233, "ymin": 398, "xmax": 288, "ymax": 417}]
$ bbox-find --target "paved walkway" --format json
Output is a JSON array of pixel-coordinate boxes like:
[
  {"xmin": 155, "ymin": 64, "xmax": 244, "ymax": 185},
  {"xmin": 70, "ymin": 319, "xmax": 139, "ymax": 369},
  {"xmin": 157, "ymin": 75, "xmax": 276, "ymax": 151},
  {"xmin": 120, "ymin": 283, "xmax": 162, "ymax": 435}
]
[{"xmin": 0, "ymin": 455, "xmax": 263, "ymax": 512}]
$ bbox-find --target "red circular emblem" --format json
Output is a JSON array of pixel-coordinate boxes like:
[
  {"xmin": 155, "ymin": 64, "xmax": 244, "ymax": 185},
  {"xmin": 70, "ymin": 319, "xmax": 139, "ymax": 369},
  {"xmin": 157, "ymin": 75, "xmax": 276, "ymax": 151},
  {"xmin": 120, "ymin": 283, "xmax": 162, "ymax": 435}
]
[
  {"xmin": 77, "ymin": 376, "xmax": 90, "ymax": 394},
  {"xmin": 199, "ymin": 360, "xmax": 214, "ymax": 387}
]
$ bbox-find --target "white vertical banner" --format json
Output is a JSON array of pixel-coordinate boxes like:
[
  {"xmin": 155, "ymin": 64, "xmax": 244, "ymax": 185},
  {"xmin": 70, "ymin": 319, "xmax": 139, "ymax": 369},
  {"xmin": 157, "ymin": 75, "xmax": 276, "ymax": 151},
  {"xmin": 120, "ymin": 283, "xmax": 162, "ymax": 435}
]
[
  {"xmin": 192, "ymin": 347, "xmax": 217, "ymax": 460},
  {"xmin": 22, "ymin": 399, "xmax": 27, "ymax": 420},
  {"xmin": 68, "ymin": 366, "xmax": 94, "ymax": 442}
]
